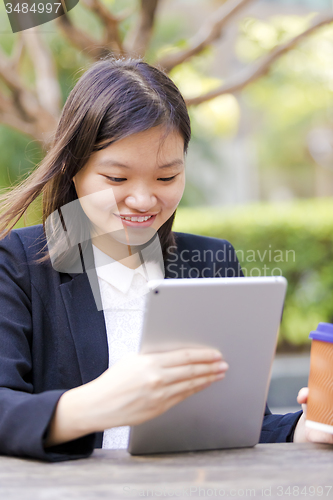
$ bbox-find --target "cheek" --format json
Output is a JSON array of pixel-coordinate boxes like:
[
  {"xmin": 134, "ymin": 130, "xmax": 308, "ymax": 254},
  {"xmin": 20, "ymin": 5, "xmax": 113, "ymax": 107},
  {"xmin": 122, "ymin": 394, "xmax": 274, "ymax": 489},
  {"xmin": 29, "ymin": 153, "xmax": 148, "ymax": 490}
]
[
  {"xmin": 73, "ymin": 173, "xmax": 95, "ymax": 199},
  {"xmin": 77, "ymin": 187, "xmax": 119, "ymax": 221},
  {"xmin": 165, "ymin": 178, "xmax": 185, "ymax": 208},
  {"xmin": 74, "ymin": 172, "xmax": 112, "ymax": 198}
]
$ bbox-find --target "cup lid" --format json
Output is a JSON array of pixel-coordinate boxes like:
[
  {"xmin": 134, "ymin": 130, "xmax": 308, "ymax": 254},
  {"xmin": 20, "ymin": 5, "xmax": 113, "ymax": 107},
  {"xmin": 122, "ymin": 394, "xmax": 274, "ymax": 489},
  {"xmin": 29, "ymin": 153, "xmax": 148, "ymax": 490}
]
[{"xmin": 309, "ymin": 322, "xmax": 333, "ymax": 343}]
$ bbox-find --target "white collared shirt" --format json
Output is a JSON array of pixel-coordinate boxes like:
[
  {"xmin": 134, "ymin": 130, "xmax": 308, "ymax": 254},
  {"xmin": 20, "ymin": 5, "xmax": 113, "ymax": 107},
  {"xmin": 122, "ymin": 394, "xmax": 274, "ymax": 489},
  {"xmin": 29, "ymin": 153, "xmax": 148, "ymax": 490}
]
[{"xmin": 92, "ymin": 245, "xmax": 164, "ymax": 449}]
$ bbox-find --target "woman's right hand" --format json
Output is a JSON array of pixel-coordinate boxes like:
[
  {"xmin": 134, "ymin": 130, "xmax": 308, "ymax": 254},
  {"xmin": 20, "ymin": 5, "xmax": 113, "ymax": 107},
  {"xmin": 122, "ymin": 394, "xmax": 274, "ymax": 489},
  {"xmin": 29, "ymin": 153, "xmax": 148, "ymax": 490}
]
[
  {"xmin": 86, "ymin": 348, "xmax": 228, "ymax": 430},
  {"xmin": 45, "ymin": 348, "xmax": 228, "ymax": 447}
]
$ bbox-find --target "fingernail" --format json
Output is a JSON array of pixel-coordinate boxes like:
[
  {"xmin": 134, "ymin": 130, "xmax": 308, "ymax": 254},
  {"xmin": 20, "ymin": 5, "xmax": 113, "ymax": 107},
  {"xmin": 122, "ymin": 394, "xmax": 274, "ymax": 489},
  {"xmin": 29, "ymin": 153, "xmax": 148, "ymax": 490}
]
[
  {"xmin": 213, "ymin": 351, "xmax": 222, "ymax": 360},
  {"xmin": 218, "ymin": 362, "xmax": 229, "ymax": 371},
  {"xmin": 215, "ymin": 373, "xmax": 225, "ymax": 380}
]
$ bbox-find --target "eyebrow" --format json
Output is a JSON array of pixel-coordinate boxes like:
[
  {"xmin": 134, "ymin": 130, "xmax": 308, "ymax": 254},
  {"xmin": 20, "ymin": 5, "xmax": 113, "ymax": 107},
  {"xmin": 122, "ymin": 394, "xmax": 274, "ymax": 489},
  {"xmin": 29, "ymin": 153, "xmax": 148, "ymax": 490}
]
[{"xmin": 96, "ymin": 159, "xmax": 184, "ymax": 169}]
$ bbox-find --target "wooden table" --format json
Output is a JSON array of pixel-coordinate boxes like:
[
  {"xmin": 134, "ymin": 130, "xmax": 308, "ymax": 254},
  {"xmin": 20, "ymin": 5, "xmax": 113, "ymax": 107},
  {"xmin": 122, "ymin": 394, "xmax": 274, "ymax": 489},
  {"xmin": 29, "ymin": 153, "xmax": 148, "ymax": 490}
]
[{"xmin": 0, "ymin": 444, "xmax": 332, "ymax": 499}]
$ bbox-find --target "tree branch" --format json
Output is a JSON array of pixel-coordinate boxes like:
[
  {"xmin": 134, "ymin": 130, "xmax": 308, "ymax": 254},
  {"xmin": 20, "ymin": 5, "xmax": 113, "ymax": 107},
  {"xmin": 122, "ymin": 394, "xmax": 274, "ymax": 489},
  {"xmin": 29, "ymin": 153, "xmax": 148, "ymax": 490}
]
[
  {"xmin": 21, "ymin": 27, "xmax": 62, "ymax": 117},
  {"xmin": 185, "ymin": 14, "xmax": 333, "ymax": 106},
  {"xmin": 80, "ymin": 0, "xmax": 124, "ymax": 55},
  {"xmin": 56, "ymin": 13, "xmax": 111, "ymax": 60},
  {"xmin": 0, "ymin": 44, "xmax": 58, "ymax": 144},
  {"xmin": 0, "ymin": 86, "xmax": 57, "ymax": 144},
  {"xmin": 0, "ymin": 45, "xmax": 28, "ymax": 95},
  {"xmin": 116, "ymin": 6, "xmax": 136, "ymax": 23},
  {"xmin": 9, "ymin": 34, "xmax": 24, "ymax": 72},
  {"xmin": 125, "ymin": 0, "xmax": 160, "ymax": 57},
  {"xmin": 0, "ymin": 92, "xmax": 39, "ymax": 139},
  {"xmin": 0, "ymin": 46, "xmax": 44, "ymax": 121},
  {"xmin": 156, "ymin": 0, "xmax": 253, "ymax": 72}
]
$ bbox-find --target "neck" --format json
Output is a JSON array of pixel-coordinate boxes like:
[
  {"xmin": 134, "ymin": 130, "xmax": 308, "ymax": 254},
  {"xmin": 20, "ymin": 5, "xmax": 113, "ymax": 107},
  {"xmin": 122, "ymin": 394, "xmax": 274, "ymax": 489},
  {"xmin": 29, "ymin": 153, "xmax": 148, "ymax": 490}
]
[{"xmin": 92, "ymin": 233, "xmax": 142, "ymax": 269}]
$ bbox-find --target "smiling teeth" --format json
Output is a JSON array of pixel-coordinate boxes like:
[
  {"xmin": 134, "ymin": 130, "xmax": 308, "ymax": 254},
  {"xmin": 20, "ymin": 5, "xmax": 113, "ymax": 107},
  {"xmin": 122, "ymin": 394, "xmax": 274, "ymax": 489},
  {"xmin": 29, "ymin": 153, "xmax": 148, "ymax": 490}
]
[{"xmin": 120, "ymin": 215, "xmax": 153, "ymax": 222}]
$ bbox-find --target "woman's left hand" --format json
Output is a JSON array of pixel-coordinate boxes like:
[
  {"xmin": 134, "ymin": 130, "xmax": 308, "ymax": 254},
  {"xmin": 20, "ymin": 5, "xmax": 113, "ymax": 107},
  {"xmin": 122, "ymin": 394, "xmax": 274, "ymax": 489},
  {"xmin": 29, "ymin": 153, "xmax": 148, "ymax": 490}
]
[{"xmin": 293, "ymin": 387, "xmax": 333, "ymax": 444}]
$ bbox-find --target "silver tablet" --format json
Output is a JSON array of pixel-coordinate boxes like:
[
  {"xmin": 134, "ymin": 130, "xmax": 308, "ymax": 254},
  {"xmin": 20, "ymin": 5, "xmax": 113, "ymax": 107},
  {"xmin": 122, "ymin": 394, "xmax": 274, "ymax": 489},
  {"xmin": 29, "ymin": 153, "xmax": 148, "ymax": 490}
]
[{"xmin": 128, "ymin": 276, "xmax": 287, "ymax": 455}]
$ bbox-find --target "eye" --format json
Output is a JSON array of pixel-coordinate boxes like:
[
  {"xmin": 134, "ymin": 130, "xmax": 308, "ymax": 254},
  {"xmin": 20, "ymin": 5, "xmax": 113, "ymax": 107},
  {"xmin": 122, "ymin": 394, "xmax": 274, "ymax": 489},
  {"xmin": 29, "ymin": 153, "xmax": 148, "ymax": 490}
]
[
  {"xmin": 105, "ymin": 176, "xmax": 127, "ymax": 183},
  {"xmin": 158, "ymin": 175, "xmax": 177, "ymax": 182}
]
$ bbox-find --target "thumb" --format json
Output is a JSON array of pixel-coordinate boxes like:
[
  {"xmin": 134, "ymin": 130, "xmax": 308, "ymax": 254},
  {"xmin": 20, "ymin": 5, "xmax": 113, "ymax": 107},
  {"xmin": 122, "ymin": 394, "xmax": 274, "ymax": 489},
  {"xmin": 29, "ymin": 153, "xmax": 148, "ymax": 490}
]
[
  {"xmin": 297, "ymin": 387, "xmax": 309, "ymax": 417},
  {"xmin": 297, "ymin": 387, "xmax": 309, "ymax": 405}
]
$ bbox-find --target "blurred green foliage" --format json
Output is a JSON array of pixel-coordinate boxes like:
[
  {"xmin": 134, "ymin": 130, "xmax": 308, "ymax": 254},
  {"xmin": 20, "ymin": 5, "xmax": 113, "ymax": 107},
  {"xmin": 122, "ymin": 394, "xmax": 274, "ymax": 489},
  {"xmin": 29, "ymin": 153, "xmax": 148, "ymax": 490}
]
[
  {"xmin": 238, "ymin": 17, "xmax": 333, "ymax": 198},
  {"xmin": 174, "ymin": 198, "xmax": 333, "ymax": 349},
  {"xmin": 0, "ymin": 5, "xmax": 333, "ymax": 203}
]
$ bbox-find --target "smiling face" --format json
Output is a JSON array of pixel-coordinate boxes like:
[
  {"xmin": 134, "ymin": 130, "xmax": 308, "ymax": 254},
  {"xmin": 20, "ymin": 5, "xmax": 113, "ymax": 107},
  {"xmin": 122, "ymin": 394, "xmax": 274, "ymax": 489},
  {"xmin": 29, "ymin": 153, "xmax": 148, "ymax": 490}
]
[{"xmin": 72, "ymin": 126, "xmax": 185, "ymax": 261}]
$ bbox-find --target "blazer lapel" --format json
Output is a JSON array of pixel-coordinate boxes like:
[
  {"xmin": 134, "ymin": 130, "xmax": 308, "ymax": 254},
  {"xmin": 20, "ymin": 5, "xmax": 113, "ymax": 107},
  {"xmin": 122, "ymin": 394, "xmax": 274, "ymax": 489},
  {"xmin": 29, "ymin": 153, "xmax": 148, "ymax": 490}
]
[{"xmin": 59, "ymin": 271, "xmax": 108, "ymax": 385}]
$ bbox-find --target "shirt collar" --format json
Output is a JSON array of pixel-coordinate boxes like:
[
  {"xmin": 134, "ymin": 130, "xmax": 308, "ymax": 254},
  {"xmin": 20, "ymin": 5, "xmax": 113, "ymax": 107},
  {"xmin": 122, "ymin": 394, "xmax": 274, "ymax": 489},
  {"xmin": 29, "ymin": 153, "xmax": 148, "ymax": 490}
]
[{"xmin": 92, "ymin": 244, "xmax": 164, "ymax": 294}]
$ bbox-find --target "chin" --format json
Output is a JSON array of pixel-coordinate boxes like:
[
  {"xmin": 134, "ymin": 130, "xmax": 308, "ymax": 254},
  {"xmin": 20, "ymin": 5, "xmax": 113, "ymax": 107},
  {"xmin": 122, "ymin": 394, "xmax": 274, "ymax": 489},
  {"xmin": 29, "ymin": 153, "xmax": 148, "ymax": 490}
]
[{"xmin": 109, "ymin": 226, "xmax": 158, "ymax": 247}]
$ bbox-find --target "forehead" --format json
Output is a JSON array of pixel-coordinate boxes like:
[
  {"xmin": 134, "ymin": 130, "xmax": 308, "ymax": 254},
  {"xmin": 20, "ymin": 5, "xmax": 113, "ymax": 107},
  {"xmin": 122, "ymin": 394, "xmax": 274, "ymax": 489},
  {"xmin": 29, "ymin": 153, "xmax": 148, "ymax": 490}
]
[{"xmin": 92, "ymin": 127, "xmax": 185, "ymax": 166}]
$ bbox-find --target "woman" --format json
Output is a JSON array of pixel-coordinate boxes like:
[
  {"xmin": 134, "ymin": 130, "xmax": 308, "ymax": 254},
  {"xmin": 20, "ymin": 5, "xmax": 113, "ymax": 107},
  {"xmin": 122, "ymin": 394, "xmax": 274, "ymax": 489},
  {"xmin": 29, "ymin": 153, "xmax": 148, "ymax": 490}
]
[{"xmin": 0, "ymin": 58, "xmax": 326, "ymax": 462}]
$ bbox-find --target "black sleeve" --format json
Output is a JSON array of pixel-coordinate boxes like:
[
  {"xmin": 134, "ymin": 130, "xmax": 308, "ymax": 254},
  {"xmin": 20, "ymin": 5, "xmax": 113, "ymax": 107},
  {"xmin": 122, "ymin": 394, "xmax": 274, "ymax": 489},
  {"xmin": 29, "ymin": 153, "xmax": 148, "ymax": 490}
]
[
  {"xmin": 0, "ymin": 232, "xmax": 96, "ymax": 461},
  {"xmin": 260, "ymin": 405, "xmax": 303, "ymax": 443}
]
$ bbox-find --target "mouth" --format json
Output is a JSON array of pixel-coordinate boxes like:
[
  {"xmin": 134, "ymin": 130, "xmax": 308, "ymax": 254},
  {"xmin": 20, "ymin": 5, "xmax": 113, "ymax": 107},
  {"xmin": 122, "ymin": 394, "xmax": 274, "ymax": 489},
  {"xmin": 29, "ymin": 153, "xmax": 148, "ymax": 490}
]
[
  {"xmin": 114, "ymin": 213, "xmax": 157, "ymax": 228},
  {"xmin": 119, "ymin": 215, "xmax": 153, "ymax": 222}
]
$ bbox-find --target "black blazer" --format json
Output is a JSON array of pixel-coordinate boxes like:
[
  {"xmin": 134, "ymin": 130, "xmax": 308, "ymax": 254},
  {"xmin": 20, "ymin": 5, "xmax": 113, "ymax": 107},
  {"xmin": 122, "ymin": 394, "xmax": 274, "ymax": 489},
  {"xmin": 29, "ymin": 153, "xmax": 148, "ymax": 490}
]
[{"xmin": 0, "ymin": 225, "xmax": 302, "ymax": 462}]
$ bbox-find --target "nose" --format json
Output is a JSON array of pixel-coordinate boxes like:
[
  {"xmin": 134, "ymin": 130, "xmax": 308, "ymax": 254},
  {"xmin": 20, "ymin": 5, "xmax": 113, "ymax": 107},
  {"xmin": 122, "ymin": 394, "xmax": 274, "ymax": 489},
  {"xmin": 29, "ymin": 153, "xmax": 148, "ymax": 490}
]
[{"xmin": 124, "ymin": 187, "xmax": 157, "ymax": 213}]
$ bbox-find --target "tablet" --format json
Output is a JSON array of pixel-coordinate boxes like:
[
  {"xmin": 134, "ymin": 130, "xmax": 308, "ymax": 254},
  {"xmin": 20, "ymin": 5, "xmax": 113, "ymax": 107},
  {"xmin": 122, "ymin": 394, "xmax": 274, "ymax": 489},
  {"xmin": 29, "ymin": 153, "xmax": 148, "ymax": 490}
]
[{"xmin": 128, "ymin": 276, "xmax": 287, "ymax": 455}]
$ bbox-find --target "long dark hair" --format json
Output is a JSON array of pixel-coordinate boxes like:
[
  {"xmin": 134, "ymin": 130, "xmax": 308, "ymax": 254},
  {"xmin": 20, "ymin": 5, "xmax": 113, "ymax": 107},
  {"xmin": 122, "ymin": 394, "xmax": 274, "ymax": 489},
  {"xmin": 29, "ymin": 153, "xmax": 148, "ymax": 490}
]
[{"xmin": 0, "ymin": 58, "xmax": 191, "ymax": 258}]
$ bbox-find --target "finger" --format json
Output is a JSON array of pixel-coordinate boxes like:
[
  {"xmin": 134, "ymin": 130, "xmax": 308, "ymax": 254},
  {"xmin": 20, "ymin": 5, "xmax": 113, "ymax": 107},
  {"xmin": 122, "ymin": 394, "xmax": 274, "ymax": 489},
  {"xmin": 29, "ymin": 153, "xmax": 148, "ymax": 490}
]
[
  {"xmin": 164, "ymin": 371, "xmax": 226, "ymax": 402},
  {"xmin": 161, "ymin": 360, "xmax": 229, "ymax": 385},
  {"xmin": 301, "ymin": 403, "xmax": 307, "ymax": 418},
  {"xmin": 305, "ymin": 427, "xmax": 333, "ymax": 445},
  {"xmin": 159, "ymin": 374, "xmax": 224, "ymax": 414},
  {"xmin": 151, "ymin": 348, "xmax": 223, "ymax": 368},
  {"xmin": 297, "ymin": 387, "xmax": 309, "ymax": 405}
]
